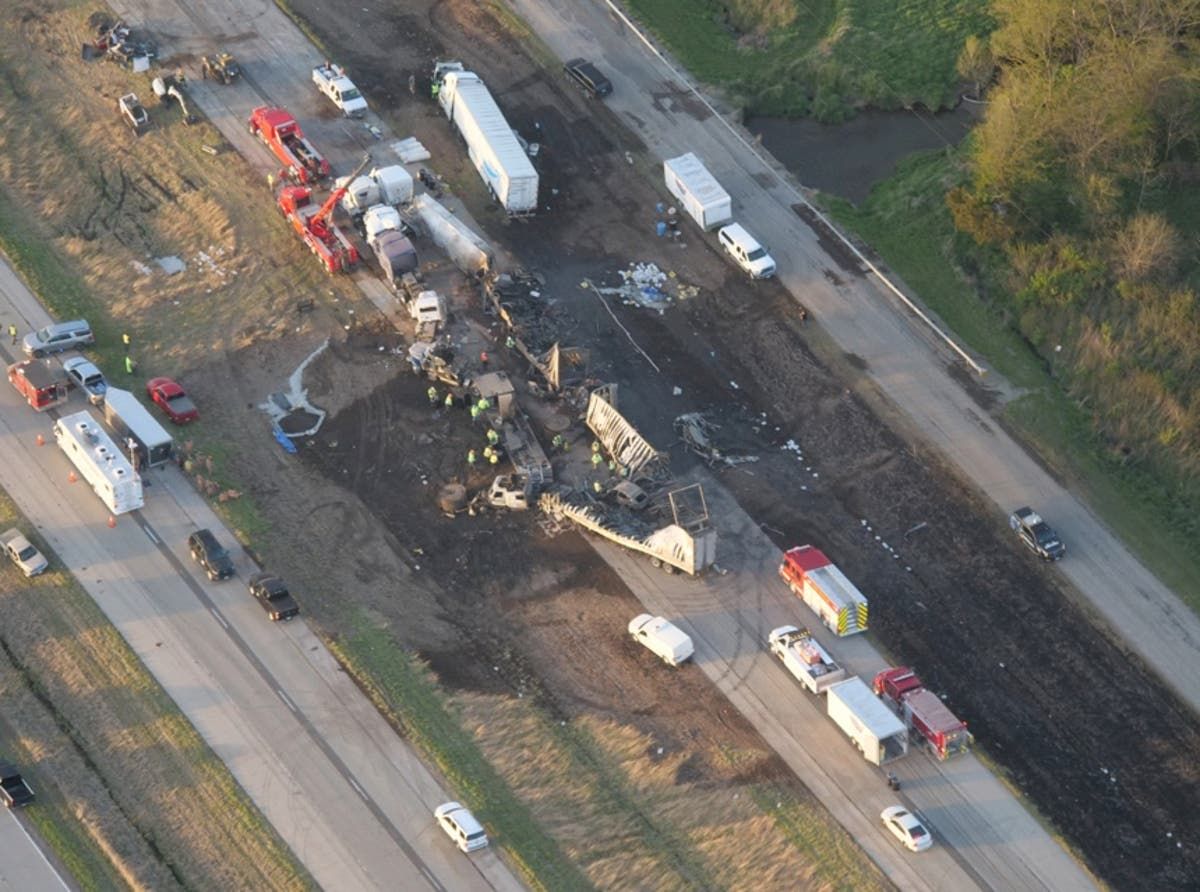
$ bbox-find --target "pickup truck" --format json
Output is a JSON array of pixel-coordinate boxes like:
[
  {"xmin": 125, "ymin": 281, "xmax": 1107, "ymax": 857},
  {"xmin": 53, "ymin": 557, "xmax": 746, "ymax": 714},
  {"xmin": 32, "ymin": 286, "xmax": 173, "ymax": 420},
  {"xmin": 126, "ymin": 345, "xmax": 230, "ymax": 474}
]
[
  {"xmin": 0, "ymin": 762, "xmax": 34, "ymax": 807},
  {"xmin": 248, "ymin": 572, "xmax": 300, "ymax": 622},
  {"xmin": 312, "ymin": 63, "xmax": 368, "ymax": 117},
  {"xmin": 1009, "ymin": 506, "xmax": 1065, "ymax": 560},
  {"xmin": 0, "ymin": 528, "xmax": 48, "ymax": 577},
  {"xmin": 62, "ymin": 356, "xmax": 107, "ymax": 405},
  {"xmin": 147, "ymin": 376, "xmax": 199, "ymax": 424}
]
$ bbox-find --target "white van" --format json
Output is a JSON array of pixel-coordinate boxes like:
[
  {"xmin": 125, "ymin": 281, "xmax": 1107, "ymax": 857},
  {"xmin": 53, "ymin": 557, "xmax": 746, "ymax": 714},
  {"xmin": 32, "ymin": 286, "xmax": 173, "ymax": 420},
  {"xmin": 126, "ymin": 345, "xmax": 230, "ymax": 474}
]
[
  {"xmin": 717, "ymin": 223, "xmax": 776, "ymax": 279},
  {"xmin": 629, "ymin": 614, "xmax": 694, "ymax": 666}
]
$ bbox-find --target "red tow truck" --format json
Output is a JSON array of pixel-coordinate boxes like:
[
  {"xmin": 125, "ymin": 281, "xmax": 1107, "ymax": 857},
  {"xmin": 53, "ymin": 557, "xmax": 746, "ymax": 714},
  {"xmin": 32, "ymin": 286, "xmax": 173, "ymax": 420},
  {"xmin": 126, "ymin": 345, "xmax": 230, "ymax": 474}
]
[
  {"xmin": 873, "ymin": 666, "xmax": 972, "ymax": 761},
  {"xmin": 7, "ymin": 359, "xmax": 68, "ymax": 411},
  {"xmin": 277, "ymin": 154, "xmax": 371, "ymax": 274},
  {"xmin": 248, "ymin": 106, "xmax": 331, "ymax": 183}
]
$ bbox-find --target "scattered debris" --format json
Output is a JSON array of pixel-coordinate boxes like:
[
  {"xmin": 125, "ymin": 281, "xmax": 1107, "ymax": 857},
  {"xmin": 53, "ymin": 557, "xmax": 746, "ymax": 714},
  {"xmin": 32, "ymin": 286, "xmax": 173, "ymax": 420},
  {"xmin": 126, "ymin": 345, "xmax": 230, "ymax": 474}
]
[
  {"xmin": 675, "ymin": 412, "xmax": 760, "ymax": 468},
  {"xmin": 392, "ymin": 137, "xmax": 431, "ymax": 164},
  {"xmin": 154, "ymin": 255, "xmax": 186, "ymax": 275},
  {"xmin": 259, "ymin": 340, "xmax": 330, "ymax": 438}
]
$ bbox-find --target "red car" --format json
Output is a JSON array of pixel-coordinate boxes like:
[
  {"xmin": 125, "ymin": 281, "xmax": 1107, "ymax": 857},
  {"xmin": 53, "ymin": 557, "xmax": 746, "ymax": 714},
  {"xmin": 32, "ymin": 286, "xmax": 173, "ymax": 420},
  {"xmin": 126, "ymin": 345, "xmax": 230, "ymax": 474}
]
[{"xmin": 147, "ymin": 376, "xmax": 199, "ymax": 424}]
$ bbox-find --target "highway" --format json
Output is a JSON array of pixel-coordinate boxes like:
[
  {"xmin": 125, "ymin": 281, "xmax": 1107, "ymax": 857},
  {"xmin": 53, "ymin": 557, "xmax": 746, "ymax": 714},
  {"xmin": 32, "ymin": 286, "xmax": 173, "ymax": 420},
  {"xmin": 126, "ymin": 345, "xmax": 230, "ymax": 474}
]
[
  {"xmin": 0, "ymin": 259, "xmax": 521, "ymax": 890},
  {"xmin": 0, "ymin": 811, "xmax": 72, "ymax": 892}
]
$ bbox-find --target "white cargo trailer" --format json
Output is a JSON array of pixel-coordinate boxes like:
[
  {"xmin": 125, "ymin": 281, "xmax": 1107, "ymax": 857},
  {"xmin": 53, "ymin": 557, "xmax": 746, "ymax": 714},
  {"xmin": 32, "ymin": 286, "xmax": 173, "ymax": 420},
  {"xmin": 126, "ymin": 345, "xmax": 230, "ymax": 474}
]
[
  {"xmin": 826, "ymin": 677, "xmax": 909, "ymax": 766},
  {"xmin": 663, "ymin": 153, "xmax": 732, "ymax": 230},
  {"xmin": 437, "ymin": 69, "xmax": 538, "ymax": 214},
  {"xmin": 102, "ymin": 387, "xmax": 174, "ymax": 469},
  {"xmin": 411, "ymin": 194, "xmax": 493, "ymax": 274},
  {"xmin": 54, "ymin": 411, "xmax": 144, "ymax": 514}
]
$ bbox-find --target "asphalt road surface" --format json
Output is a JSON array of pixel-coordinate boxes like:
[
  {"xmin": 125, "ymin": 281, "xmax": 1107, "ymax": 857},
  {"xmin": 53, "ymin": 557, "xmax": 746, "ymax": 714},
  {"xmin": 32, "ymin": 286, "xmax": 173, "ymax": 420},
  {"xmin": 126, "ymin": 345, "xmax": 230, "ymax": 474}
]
[
  {"xmin": 0, "ymin": 811, "xmax": 72, "ymax": 892},
  {"xmin": 0, "ymin": 259, "xmax": 522, "ymax": 892}
]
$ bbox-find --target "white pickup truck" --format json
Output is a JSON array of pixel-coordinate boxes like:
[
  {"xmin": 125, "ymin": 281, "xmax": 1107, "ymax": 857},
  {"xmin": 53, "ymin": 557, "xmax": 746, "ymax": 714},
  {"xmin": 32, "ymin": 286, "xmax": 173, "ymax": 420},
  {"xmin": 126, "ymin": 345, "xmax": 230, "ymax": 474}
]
[
  {"xmin": 312, "ymin": 63, "xmax": 368, "ymax": 117},
  {"xmin": 768, "ymin": 625, "xmax": 846, "ymax": 694}
]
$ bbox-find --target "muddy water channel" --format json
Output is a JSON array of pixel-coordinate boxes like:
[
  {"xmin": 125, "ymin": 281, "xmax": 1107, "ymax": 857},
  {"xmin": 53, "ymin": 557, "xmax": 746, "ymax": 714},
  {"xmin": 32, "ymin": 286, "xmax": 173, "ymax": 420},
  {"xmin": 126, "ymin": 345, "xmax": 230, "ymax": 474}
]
[{"xmin": 746, "ymin": 103, "xmax": 979, "ymax": 204}]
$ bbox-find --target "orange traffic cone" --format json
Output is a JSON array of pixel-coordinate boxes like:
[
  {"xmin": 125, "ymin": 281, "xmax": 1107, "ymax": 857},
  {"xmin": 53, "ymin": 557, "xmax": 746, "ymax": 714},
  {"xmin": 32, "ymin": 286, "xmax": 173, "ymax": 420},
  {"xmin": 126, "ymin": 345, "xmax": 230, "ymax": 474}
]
[
  {"xmin": 35, "ymin": 434, "xmax": 44, "ymax": 446},
  {"xmin": 107, "ymin": 515, "xmax": 116, "ymax": 529},
  {"xmin": 68, "ymin": 470, "xmax": 77, "ymax": 483}
]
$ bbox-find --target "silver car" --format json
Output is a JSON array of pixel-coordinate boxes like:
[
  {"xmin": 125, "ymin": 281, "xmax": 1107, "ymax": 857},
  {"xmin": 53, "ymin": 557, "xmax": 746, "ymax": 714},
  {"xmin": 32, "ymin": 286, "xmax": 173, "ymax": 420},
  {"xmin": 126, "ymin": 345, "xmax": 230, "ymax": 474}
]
[
  {"xmin": 62, "ymin": 356, "xmax": 107, "ymax": 405},
  {"xmin": 22, "ymin": 320, "xmax": 94, "ymax": 358}
]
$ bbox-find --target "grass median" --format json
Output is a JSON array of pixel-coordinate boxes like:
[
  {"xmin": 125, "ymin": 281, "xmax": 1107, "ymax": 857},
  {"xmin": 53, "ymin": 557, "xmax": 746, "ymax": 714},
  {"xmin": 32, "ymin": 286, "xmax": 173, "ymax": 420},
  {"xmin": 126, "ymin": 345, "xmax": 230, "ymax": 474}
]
[
  {"xmin": 824, "ymin": 148, "xmax": 1200, "ymax": 609},
  {"xmin": 0, "ymin": 492, "xmax": 310, "ymax": 890}
]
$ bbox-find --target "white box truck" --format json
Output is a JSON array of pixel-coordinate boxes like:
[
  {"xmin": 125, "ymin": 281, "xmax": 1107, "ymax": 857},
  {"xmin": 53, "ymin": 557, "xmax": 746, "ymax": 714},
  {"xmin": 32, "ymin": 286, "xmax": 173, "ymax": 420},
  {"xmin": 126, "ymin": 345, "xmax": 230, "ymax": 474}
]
[
  {"xmin": 663, "ymin": 153, "xmax": 732, "ymax": 230},
  {"xmin": 103, "ymin": 387, "xmax": 174, "ymax": 469},
  {"xmin": 436, "ymin": 65, "xmax": 538, "ymax": 214},
  {"xmin": 54, "ymin": 411, "xmax": 144, "ymax": 514},
  {"xmin": 826, "ymin": 677, "xmax": 909, "ymax": 766},
  {"xmin": 768, "ymin": 625, "xmax": 847, "ymax": 694}
]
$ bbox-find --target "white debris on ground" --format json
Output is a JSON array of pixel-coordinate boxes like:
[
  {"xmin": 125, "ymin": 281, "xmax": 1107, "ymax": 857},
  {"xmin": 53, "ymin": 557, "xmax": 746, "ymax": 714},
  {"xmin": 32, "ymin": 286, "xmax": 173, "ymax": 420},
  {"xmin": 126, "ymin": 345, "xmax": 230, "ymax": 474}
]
[
  {"xmin": 593, "ymin": 262, "xmax": 700, "ymax": 313},
  {"xmin": 192, "ymin": 245, "xmax": 236, "ymax": 280},
  {"xmin": 154, "ymin": 255, "xmax": 185, "ymax": 275},
  {"xmin": 258, "ymin": 339, "xmax": 330, "ymax": 437},
  {"xmin": 131, "ymin": 259, "xmax": 153, "ymax": 277},
  {"xmin": 392, "ymin": 137, "xmax": 430, "ymax": 163}
]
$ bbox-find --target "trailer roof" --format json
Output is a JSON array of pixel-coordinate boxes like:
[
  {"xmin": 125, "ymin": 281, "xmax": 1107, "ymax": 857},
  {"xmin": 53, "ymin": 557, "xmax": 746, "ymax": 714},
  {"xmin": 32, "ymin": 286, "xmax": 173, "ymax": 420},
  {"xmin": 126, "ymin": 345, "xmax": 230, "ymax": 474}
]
[
  {"xmin": 443, "ymin": 72, "xmax": 536, "ymax": 182},
  {"xmin": 104, "ymin": 388, "xmax": 174, "ymax": 447},
  {"xmin": 56, "ymin": 411, "xmax": 139, "ymax": 488},
  {"xmin": 663, "ymin": 153, "xmax": 730, "ymax": 206},
  {"xmin": 828, "ymin": 677, "xmax": 906, "ymax": 737},
  {"xmin": 904, "ymin": 687, "xmax": 967, "ymax": 733}
]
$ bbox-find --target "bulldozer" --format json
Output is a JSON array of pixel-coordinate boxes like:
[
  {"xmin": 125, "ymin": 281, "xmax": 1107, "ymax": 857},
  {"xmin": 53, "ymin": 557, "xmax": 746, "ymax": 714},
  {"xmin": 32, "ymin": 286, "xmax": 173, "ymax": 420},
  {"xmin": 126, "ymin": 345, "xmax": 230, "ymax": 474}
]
[
  {"xmin": 152, "ymin": 73, "xmax": 198, "ymax": 126},
  {"xmin": 201, "ymin": 52, "xmax": 240, "ymax": 85}
]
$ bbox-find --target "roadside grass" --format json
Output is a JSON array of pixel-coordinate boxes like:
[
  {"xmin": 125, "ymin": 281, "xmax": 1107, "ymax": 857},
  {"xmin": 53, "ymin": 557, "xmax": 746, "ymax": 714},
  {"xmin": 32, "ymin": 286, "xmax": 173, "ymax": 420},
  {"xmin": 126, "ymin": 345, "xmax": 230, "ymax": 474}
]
[
  {"xmin": 621, "ymin": 0, "xmax": 992, "ymax": 117},
  {"xmin": 0, "ymin": 493, "xmax": 310, "ymax": 890},
  {"xmin": 822, "ymin": 148, "xmax": 1200, "ymax": 611},
  {"xmin": 331, "ymin": 615, "xmax": 890, "ymax": 892}
]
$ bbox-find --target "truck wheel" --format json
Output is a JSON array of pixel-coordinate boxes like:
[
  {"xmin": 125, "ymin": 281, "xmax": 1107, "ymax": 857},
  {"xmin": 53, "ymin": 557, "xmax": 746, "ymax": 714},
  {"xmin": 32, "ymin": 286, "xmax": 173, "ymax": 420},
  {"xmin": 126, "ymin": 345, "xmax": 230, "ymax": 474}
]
[{"xmin": 650, "ymin": 557, "xmax": 662, "ymax": 568}]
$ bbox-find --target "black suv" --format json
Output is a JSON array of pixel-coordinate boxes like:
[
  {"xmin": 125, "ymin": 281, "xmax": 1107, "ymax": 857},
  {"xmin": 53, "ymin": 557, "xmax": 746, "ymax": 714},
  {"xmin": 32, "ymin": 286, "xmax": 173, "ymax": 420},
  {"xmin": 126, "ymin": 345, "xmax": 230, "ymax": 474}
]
[
  {"xmin": 188, "ymin": 529, "xmax": 235, "ymax": 581},
  {"xmin": 1009, "ymin": 507, "xmax": 1066, "ymax": 561},
  {"xmin": 0, "ymin": 762, "xmax": 34, "ymax": 808},
  {"xmin": 248, "ymin": 572, "xmax": 301, "ymax": 622},
  {"xmin": 564, "ymin": 58, "xmax": 612, "ymax": 98}
]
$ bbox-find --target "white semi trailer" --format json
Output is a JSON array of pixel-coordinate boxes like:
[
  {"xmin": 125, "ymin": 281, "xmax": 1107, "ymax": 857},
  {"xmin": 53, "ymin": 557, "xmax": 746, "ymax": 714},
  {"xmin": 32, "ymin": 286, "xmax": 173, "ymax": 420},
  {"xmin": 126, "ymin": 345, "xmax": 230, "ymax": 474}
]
[
  {"xmin": 435, "ymin": 62, "xmax": 538, "ymax": 214},
  {"xmin": 825, "ymin": 677, "xmax": 909, "ymax": 766},
  {"xmin": 54, "ymin": 410, "xmax": 144, "ymax": 514},
  {"xmin": 663, "ymin": 153, "xmax": 732, "ymax": 230}
]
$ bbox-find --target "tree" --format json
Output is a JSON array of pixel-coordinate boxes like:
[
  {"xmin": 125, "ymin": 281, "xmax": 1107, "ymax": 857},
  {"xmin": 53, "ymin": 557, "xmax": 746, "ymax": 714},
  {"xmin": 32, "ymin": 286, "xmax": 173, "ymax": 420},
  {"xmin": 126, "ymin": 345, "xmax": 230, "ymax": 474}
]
[
  {"xmin": 1111, "ymin": 214, "xmax": 1180, "ymax": 284},
  {"xmin": 956, "ymin": 36, "xmax": 995, "ymax": 100}
]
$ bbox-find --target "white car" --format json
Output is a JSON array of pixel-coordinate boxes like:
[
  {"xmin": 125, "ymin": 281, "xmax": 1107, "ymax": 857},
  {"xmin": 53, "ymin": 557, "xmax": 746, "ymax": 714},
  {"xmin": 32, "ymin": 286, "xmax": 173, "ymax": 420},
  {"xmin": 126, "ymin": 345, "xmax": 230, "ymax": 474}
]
[
  {"xmin": 434, "ymin": 801, "xmax": 488, "ymax": 853},
  {"xmin": 717, "ymin": 223, "xmax": 777, "ymax": 279},
  {"xmin": 881, "ymin": 805, "xmax": 933, "ymax": 852},
  {"xmin": 0, "ymin": 528, "xmax": 48, "ymax": 577}
]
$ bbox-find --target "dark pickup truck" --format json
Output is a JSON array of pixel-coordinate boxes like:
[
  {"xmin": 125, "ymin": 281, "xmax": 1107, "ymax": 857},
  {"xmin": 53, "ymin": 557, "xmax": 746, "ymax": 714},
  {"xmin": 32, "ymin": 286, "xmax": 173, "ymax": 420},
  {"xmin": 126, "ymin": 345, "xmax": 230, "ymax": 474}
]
[
  {"xmin": 0, "ymin": 762, "xmax": 35, "ymax": 808},
  {"xmin": 188, "ymin": 529, "xmax": 235, "ymax": 581},
  {"xmin": 248, "ymin": 572, "xmax": 300, "ymax": 622}
]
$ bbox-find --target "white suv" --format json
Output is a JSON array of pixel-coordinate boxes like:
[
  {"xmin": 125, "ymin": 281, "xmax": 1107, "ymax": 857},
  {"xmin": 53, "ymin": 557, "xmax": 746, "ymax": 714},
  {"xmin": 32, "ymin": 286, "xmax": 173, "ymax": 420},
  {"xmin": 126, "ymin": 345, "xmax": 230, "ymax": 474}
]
[
  {"xmin": 434, "ymin": 802, "xmax": 488, "ymax": 853},
  {"xmin": 717, "ymin": 223, "xmax": 776, "ymax": 279}
]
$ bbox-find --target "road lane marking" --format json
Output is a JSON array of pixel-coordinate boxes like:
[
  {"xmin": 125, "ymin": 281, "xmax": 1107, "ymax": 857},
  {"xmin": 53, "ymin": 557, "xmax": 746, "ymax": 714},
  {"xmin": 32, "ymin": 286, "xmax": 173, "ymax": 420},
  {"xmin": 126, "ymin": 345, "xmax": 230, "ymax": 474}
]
[
  {"xmin": 277, "ymin": 689, "xmax": 298, "ymax": 713},
  {"xmin": 209, "ymin": 607, "xmax": 229, "ymax": 629},
  {"xmin": 141, "ymin": 524, "xmax": 159, "ymax": 543},
  {"xmin": 348, "ymin": 777, "xmax": 368, "ymax": 800}
]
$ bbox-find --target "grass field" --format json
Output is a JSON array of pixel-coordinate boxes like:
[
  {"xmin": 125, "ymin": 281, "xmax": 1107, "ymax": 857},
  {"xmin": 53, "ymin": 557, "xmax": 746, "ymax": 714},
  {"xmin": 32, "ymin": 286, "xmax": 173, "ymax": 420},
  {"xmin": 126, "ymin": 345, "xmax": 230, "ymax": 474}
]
[
  {"xmin": 0, "ymin": 493, "xmax": 310, "ymax": 890},
  {"xmin": 825, "ymin": 149, "xmax": 1200, "ymax": 612},
  {"xmin": 622, "ymin": 0, "xmax": 992, "ymax": 118},
  {"xmin": 332, "ymin": 616, "xmax": 890, "ymax": 892}
]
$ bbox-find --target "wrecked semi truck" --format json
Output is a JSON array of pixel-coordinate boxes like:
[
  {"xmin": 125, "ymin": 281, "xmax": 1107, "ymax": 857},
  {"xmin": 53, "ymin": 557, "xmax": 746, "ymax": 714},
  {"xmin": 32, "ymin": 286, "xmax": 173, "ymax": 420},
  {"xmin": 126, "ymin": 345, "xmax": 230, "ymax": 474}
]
[
  {"xmin": 663, "ymin": 153, "xmax": 732, "ymax": 231},
  {"xmin": 434, "ymin": 62, "xmax": 538, "ymax": 214}
]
